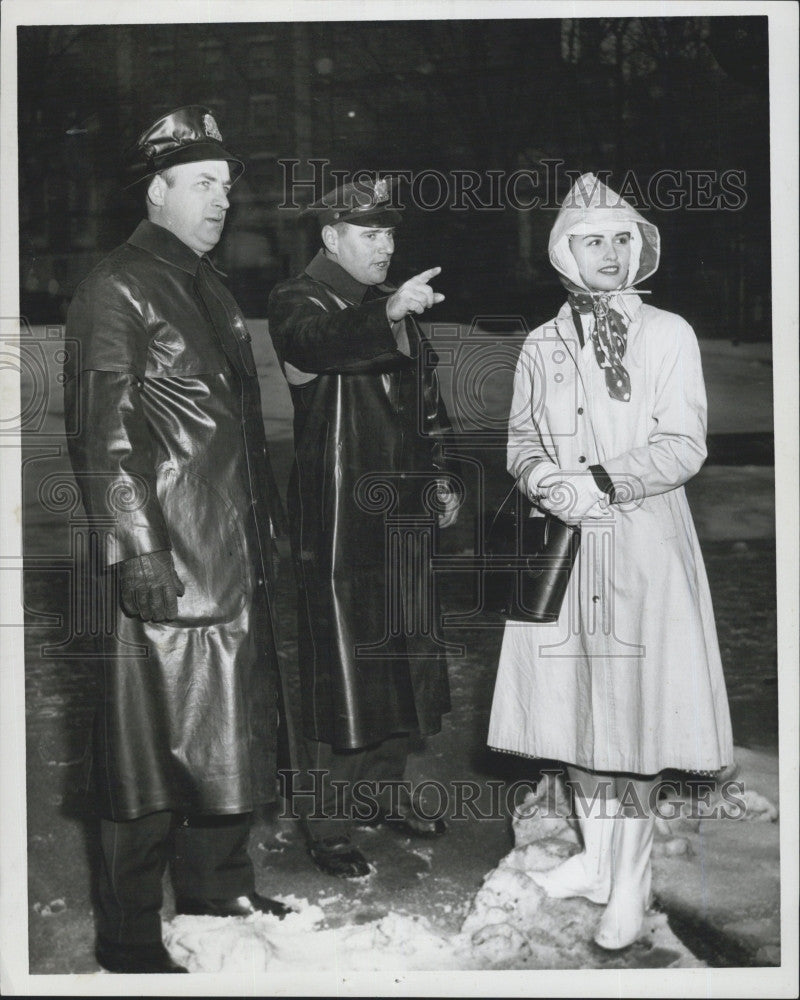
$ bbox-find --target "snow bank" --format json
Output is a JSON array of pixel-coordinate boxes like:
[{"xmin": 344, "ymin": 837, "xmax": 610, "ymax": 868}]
[
  {"xmin": 163, "ymin": 761, "xmax": 777, "ymax": 972},
  {"xmin": 165, "ymin": 900, "xmax": 465, "ymax": 973}
]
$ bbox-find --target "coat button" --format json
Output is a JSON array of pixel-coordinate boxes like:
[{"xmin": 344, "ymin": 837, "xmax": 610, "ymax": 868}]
[
  {"xmin": 592, "ymin": 595, "xmax": 600, "ymax": 603},
  {"xmin": 578, "ymin": 455, "xmax": 586, "ymax": 463},
  {"xmin": 577, "ymin": 407, "xmax": 584, "ymax": 415}
]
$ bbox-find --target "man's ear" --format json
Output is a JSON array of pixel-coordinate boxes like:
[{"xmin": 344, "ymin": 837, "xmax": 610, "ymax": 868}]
[
  {"xmin": 147, "ymin": 174, "xmax": 166, "ymax": 209},
  {"xmin": 321, "ymin": 224, "xmax": 338, "ymax": 255}
]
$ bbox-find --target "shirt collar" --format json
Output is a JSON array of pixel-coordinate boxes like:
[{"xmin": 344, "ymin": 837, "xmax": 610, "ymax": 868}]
[
  {"xmin": 127, "ymin": 220, "xmax": 222, "ymax": 277},
  {"xmin": 305, "ymin": 249, "xmax": 389, "ymax": 305}
]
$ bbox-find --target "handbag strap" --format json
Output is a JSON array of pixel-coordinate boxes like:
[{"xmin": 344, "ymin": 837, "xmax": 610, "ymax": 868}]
[{"xmin": 488, "ymin": 476, "xmax": 555, "ymax": 546}]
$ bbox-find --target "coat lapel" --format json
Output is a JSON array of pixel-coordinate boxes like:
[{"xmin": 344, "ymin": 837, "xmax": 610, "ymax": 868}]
[{"xmin": 195, "ymin": 259, "xmax": 256, "ymax": 377}]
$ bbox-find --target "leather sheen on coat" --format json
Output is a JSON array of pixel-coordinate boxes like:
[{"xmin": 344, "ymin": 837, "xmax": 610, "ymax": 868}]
[
  {"xmin": 268, "ymin": 252, "xmax": 455, "ymax": 750},
  {"xmin": 64, "ymin": 220, "xmax": 282, "ymax": 820}
]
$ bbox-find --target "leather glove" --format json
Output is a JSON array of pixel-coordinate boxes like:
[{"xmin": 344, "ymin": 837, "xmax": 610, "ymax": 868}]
[
  {"xmin": 524, "ymin": 460, "xmax": 561, "ymax": 500},
  {"xmin": 119, "ymin": 549, "xmax": 185, "ymax": 622},
  {"xmin": 538, "ymin": 470, "xmax": 608, "ymax": 523}
]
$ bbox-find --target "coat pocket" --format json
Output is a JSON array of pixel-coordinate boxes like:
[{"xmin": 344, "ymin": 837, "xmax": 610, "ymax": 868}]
[{"xmin": 156, "ymin": 466, "xmax": 250, "ymax": 625}]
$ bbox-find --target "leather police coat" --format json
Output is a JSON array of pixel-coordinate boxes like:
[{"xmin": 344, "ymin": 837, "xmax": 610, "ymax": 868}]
[
  {"xmin": 268, "ymin": 252, "xmax": 455, "ymax": 750},
  {"xmin": 64, "ymin": 220, "xmax": 282, "ymax": 820}
]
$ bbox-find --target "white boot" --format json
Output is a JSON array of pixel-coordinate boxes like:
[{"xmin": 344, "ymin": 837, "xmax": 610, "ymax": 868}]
[
  {"xmin": 594, "ymin": 812, "xmax": 655, "ymax": 950},
  {"xmin": 530, "ymin": 796, "xmax": 617, "ymax": 904}
]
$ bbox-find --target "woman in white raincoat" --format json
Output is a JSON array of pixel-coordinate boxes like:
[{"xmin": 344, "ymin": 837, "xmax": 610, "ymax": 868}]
[{"xmin": 487, "ymin": 173, "xmax": 734, "ymax": 950}]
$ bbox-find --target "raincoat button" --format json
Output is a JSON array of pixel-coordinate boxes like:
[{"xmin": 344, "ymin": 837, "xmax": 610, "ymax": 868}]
[
  {"xmin": 592, "ymin": 595, "xmax": 600, "ymax": 603},
  {"xmin": 578, "ymin": 455, "xmax": 586, "ymax": 463},
  {"xmin": 577, "ymin": 407, "xmax": 584, "ymax": 415}
]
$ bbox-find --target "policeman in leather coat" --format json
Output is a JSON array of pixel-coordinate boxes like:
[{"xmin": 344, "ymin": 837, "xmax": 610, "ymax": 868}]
[
  {"xmin": 64, "ymin": 107, "xmax": 291, "ymax": 974},
  {"xmin": 268, "ymin": 178, "xmax": 461, "ymax": 878}
]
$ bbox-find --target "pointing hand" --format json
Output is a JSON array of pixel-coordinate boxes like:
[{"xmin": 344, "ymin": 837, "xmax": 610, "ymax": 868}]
[{"xmin": 386, "ymin": 267, "xmax": 445, "ymax": 322}]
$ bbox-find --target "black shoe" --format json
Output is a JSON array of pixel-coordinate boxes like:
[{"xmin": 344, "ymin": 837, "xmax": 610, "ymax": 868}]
[
  {"xmin": 175, "ymin": 892, "xmax": 294, "ymax": 919},
  {"xmin": 95, "ymin": 936, "xmax": 187, "ymax": 974},
  {"xmin": 357, "ymin": 809, "xmax": 447, "ymax": 839},
  {"xmin": 308, "ymin": 835, "xmax": 371, "ymax": 878}
]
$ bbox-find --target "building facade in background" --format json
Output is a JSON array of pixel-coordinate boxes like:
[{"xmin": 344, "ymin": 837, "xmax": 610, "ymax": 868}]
[{"xmin": 18, "ymin": 18, "xmax": 770, "ymax": 338}]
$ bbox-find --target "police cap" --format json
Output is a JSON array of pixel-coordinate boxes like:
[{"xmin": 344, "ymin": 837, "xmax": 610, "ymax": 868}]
[
  {"xmin": 124, "ymin": 105, "xmax": 244, "ymax": 188},
  {"xmin": 304, "ymin": 176, "xmax": 402, "ymax": 227}
]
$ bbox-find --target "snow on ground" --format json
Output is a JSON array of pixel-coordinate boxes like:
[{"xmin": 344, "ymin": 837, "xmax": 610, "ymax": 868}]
[
  {"xmin": 166, "ymin": 905, "xmax": 464, "ymax": 973},
  {"xmin": 162, "ymin": 749, "xmax": 779, "ymax": 973}
]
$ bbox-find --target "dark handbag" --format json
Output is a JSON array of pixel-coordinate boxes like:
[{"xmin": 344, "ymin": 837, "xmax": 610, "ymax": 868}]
[{"xmin": 477, "ymin": 479, "xmax": 581, "ymax": 622}]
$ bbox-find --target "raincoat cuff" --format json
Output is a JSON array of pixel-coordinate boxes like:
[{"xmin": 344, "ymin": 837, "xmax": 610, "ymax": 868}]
[
  {"xmin": 106, "ymin": 530, "xmax": 172, "ymax": 568},
  {"xmin": 516, "ymin": 459, "xmax": 558, "ymax": 497},
  {"xmin": 589, "ymin": 464, "xmax": 616, "ymax": 502}
]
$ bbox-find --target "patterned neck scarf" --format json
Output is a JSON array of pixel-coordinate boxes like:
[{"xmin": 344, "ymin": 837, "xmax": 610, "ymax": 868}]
[{"xmin": 568, "ymin": 291, "xmax": 631, "ymax": 402}]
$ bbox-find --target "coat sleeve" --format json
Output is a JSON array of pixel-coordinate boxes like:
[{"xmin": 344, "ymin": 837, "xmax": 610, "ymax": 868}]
[
  {"xmin": 64, "ymin": 277, "xmax": 171, "ymax": 566},
  {"xmin": 267, "ymin": 280, "xmax": 403, "ymax": 374},
  {"xmin": 602, "ymin": 315, "xmax": 708, "ymax": 501},
  {"xmin": 415, "ymin": 325, "xmax": 460, "ymax": 476},
  {"xmin": 506, "ymin": 337, "xmax": 559, "ymax": 487}
]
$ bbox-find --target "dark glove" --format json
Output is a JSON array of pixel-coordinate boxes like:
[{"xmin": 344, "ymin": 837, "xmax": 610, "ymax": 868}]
[{"xmin": 119, "ymin": 549, "xmax": 185, "ymax": 622}]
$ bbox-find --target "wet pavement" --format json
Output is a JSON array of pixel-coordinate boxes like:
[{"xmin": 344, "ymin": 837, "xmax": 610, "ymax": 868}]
[{"xmin": 22, "ymin": 469, "xmax": 778, "ymax": 975}]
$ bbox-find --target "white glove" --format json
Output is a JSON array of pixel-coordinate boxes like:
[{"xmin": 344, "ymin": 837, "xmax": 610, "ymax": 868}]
[
  {"xmin": 523, "ymin": 461, "xmax": 561, "ymax": 500},
  {"xmin": 538, "ymin": 470, "xmax": 608, "ymax": 522}
]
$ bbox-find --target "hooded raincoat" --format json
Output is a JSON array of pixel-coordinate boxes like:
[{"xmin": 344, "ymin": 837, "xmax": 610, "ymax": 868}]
[
  {"xmin": 64, "ymin": 220, "xmax": 282, "ymax": 819},
  {"xmin": 487, "ymin": 175, "xmax": 734, "ymax": 774}
]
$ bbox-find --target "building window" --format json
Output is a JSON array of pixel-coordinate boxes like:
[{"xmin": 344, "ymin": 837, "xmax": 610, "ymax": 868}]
[
  {"xmin": 247, "ymin": 38, "xmax": 276, "ymax": 79},
  {"xmin": 247, "ymin": 154, "xmax": 282, "ymax": 197},
  {"xmin": 248, "ymin": 94, "xmax": 278, "ymax": 148},
  {"xmin": 147, "ymin": 46, "xmax": 175, "ymax": 80},
  {"xmin": 200, "ymin": 42, "xmax": 226, "ymax": 88}
]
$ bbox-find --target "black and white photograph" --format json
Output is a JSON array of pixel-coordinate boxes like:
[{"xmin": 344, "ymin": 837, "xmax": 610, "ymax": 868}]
[{"xmin": 1, "ymin": 1, "xmax": 797, "ymax": 995}]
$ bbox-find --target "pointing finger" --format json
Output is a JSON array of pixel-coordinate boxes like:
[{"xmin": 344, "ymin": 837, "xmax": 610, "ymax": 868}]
[{"xmin": 411, "ymin": 266, "xmax": 441, "ymax": 283}]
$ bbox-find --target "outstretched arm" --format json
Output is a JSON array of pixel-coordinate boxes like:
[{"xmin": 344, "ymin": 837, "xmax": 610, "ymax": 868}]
[{"xmin": 268, "ymin": 268, "xmax": 446, "ymax": 376}]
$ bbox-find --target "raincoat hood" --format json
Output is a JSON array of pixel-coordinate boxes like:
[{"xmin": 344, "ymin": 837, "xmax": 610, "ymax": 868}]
[{"xmin": 549, "ymin": 173, "xmax": 660, "ymax": 293}]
